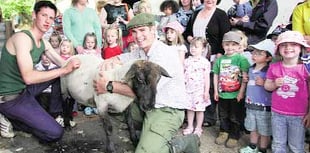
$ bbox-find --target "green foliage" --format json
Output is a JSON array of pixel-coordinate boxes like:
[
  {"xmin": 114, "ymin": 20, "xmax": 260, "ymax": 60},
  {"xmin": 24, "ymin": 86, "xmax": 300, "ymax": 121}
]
[{"xmin": 0, "ymin": 0, "xmax": 34, "ymax": 20}]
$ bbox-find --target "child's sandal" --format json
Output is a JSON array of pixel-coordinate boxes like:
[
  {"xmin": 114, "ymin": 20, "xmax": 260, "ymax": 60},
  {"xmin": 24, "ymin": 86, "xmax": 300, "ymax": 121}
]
[
  {"xmin": 193, "ymin": 128, "xmax": 203, "ymax": 137},
  {"xmin": 182, "ymin": 128, "xmax": 194, "ymax": 135}
]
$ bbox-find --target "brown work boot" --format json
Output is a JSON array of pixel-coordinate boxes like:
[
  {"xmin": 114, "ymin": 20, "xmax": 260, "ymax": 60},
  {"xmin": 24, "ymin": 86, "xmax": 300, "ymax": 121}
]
[
  {"xmin": 226, "ymin": 138, "xmax": 238, "ymax": 148},
  {"xmin": 215, "ymin": 132, "xmax": 228, "ymax": 145},
  {"xmin": 169, "ymin": 134, "xmax": 200, "ymax": 153}
]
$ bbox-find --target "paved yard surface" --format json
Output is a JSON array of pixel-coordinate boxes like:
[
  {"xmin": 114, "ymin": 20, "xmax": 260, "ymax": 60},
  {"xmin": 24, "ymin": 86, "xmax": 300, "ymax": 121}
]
[{"xmin": 0, "ymin": 112, "xmax": 308, "ymax": 153}]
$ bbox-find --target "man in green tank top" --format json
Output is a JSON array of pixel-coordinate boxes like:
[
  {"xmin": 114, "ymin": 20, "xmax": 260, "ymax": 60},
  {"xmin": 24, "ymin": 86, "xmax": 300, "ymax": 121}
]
[{"xmin": 0, "ymin": 1, "xmax": 80, "ymax": 142}]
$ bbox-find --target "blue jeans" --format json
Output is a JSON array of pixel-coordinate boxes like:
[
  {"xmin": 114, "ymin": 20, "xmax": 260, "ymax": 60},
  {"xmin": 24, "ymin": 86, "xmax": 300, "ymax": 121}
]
[
  {"xmin": 0, "ymin": 79, "xmax": 64, "ymax": 142},
  {"xmin": 272, "ymin": 112, "xmax": 305, "ymax": 153}
]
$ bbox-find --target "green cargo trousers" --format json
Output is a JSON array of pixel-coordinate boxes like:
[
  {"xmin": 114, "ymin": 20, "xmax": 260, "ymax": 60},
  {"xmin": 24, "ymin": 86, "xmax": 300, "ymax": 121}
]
[{"xmin": 132, "ymin": 104, "xmax": 184, "ymax": 153}]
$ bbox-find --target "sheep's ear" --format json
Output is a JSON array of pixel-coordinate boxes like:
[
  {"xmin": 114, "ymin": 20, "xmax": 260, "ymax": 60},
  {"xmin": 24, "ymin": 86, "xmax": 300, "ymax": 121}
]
[{"xmin": 158, "ymin": 66, "xmax": 171, "ymax": 78}]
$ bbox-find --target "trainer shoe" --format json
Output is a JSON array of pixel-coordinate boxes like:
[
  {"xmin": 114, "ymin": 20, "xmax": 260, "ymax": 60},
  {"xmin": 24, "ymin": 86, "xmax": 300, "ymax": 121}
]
[
  {"xmin": 55, "ymin": 115, "xmax": 76, "ymax": 128},
  {"xmin": 55, "ymin": 115, "xmax": 64, "ymax": 127},
  {"xmin": 215, "ymin": 132, "xmax": 228, "ymax": 145},
  {"xmin": 226, "ymin": 138, "xmax": 238, "ymax": 148},
  {"xmin": 0, "ymin": 113, "xmax": 15, "ymax": 138},
  {"xmin": 239, "ymin": 146, "xmax": 258, "ymax": 153}
]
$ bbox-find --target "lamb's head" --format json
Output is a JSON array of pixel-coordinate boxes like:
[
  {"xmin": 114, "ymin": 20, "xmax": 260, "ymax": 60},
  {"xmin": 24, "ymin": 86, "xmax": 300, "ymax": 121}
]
[{"xmin": 124, "ymin": 60, "xmax": 171, "ymax": 112}]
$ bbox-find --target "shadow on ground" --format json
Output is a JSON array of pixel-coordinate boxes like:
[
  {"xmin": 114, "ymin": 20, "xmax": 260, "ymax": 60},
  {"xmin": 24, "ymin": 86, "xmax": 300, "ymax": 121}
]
[{"xmin": 0, "ymin": 113, "xmax": 135, "ymax": 153}]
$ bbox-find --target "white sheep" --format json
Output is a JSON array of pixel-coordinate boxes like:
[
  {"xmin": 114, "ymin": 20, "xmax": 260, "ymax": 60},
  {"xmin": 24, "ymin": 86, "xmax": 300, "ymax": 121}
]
[
  {"xmin": 61, "ymin": 54, "xmax": 134, "ymax": 114},
  {"xmin": 60, "ymin": 54, "xmax": 170, "ymax": 153}
]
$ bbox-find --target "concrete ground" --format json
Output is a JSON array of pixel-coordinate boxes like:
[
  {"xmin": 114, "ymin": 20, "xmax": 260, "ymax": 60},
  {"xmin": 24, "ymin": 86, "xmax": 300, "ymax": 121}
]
[{"xmin": 0, "ymin": 112, "xmax": 309, "ymax": 153}]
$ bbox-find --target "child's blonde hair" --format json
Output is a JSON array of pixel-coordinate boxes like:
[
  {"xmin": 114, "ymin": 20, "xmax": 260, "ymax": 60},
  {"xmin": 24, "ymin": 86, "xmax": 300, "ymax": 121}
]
[
  {"xmin": 137, "ymin": 0, "xmax": 152, "ymax": 14},
  {"xmin": 83, "ymin": 32, "xmax": 98, "ymax": 49},
  {"xmin": 103, "ymin": 26, "xmax": 123, "ymax": 48},
  {"xmin": 190, "ymin": 37, "xmax": 211, "ymax": 59},
  {"xmin": 232, "ymin": 29, "xmax": 248, "ymax": 52},
  {"xmin": 59, "ymin": 39, "xmax": 75, "ymax": 56}
]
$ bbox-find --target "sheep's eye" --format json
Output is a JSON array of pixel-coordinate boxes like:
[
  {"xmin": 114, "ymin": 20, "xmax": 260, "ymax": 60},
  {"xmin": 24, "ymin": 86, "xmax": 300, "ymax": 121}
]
[{"xmin": 137, "ymin": 77, "xmax": 144, "ymax": 83}]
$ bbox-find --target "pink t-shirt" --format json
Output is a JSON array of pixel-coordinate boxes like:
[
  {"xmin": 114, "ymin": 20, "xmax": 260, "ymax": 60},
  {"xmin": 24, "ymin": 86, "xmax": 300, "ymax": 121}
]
[{"xmin": 266, "ymin": 62, "xmax": 309, "ymax": 116}]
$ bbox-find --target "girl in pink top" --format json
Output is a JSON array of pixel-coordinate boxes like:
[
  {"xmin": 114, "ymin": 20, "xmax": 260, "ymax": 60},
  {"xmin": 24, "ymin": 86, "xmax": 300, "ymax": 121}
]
[
  {"xmin": 264, "ymin": 31, "xmax": 310, "ymax": 152},
  {"xmin": 80, "ymin": 32, "xmax": 101, "ymax": 58},
  {"xmin": 59, "ymin": 39, "xmax": 75, "ymax": 60}
]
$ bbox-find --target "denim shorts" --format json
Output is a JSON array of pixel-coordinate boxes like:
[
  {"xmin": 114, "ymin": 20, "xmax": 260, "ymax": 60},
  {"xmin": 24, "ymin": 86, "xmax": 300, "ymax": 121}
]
[{"xmin": 244, "ymin": 108, "xmax": 272, "ymax": 136}]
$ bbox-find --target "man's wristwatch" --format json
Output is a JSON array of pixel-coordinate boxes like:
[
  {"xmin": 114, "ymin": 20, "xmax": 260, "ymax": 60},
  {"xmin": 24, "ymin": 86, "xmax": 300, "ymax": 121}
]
[{"xmin": 106, "ymin": 81, "xmax": 113, "ymax": 93}]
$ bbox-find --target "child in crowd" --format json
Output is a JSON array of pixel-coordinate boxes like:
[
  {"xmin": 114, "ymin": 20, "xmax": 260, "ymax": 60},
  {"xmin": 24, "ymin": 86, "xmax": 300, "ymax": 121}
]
[
  {"xmin": 158, "ymin": 0, "xmax": 179, "ymax": 40},
  {"xmin": 81, "ymin": 32, "xmax": 101, "ymax": 58},
  {"xmin": 35, "ymin": 53, "xmax": 58, "ymax": 72},
  {"xmin": 235, "ymin": 29, "xmax": 253, "ymax": 65},
  {"xmin": 227, "ymin": 0, "xmax": 252, "ymax": 21},
  {"xmin": 233, "ymin": 29, "xmax": 251, "ymax": 132},
  {"xmin": 124, "ymin": 40, "xmax": 139, "ymax": 53},
  {"xmin": 100, "ymin": 0, "xmax": 134, "ymax": 49},
  {"xmin": 213, "ymin": 31, "xmax": 250, "ymax": 148},
  {"xmin": 183, "ymin": 37, "xmax": 211, "ymax": 137},
  {"xmin": 35, "ymin": 54, "xmax": 76, "ymax": 127},
  {"xmin": 78, "ymin": 32, "xmax": 101, "ymax": 116},
  {"xmin": 239, "ymin": 39, "xmax": 275, "ymax": 153},
  {"xmin": 163, "ymin": 21, "xmax": 187, "ymax": 63},
  {"xmin": 49, "ymin": 32, "xmax": 62, "ymax": 54},
  {"xmin": 35, "ymin": 54, "xmax": 58, "ymax": 102},
  {"xmin": 264, "ymin": 31, "xmax": 310, "ymax": 152},
  {"xmin": 102, "ymin": 26, "xmax": 122, "ymax": 59},
  {"xmin": 266, "ymin": 25, "xmax": 289, "ymax": 43},
  {"xmin": 59, "ymin": 39, "xmax": 79, "ymax": 117},
  {"xmin": 136, "ymin": 0, "xmax": 152, "ymax": 14},
  {"xmin": 192, "ymin": 0, "xmax": 204, "ymax": 11},
  {"xmin": 59, "ymin": 39, "xmax": 75, "ymax": 60}
]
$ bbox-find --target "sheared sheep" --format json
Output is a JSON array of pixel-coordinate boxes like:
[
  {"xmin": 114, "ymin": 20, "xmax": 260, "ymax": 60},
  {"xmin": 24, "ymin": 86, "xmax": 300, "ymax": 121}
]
[{"xmin": 60, "ymin": 54, "xmax": 170, "ymax": 153}]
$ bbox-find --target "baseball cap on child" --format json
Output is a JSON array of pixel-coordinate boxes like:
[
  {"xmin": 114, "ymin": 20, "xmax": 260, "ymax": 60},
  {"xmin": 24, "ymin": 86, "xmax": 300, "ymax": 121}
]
[
  {"xmin": 222, "ymin": 31, "xmax": 242, "ymax": 44},
  {"xmin": 249, "ymin": 39, "xmax": 275, "ymax": 56},
  {"xmin": 275, "ymin": 31, "xmax": 310, "ymax": 51},
  {"xmin": 162, "ymin": 21, "xmax": 184, "ymax": 34}
]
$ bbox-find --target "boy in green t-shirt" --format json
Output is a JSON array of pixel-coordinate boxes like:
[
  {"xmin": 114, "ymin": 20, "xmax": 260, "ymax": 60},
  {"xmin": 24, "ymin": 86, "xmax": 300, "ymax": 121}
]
[{"xmin": 213, "ymin": 31, "xmax": 250, "ymax": 148}]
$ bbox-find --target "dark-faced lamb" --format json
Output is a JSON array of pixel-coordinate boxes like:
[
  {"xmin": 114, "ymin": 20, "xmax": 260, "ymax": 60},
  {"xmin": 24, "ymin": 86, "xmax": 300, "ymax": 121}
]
[{"xmin": 60, "ymin": 54, "xmax": 170, "ymax": 153}]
